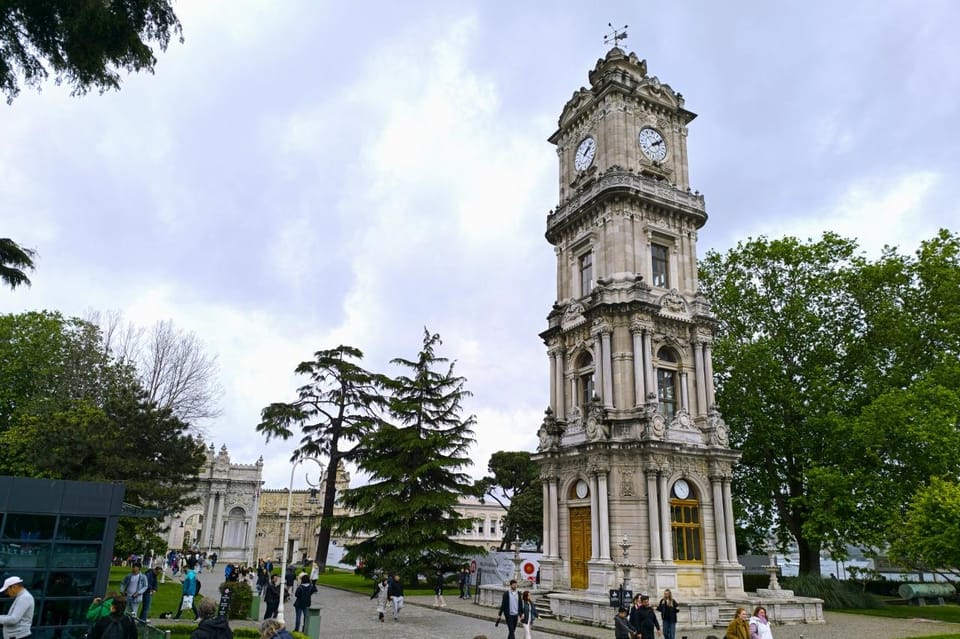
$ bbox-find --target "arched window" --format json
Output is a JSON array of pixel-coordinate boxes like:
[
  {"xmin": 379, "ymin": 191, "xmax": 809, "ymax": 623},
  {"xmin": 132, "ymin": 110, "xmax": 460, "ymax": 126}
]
[
  {"xmin": 574, "ymin": 351, "xmax": 595, "ymax": 410},
  {"xmin": 656, "ymin": 347, "xmax": 679, "ymax": 419},
  {"xmin": 670, "ymin": 480, "xmax": 703, "ymax": 563}
]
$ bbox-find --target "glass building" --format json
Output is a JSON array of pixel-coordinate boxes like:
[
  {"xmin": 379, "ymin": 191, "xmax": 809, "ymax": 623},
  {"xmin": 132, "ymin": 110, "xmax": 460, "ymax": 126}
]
[{"xmin": 0, "ymin": 476, "xmax": 125, "ymax": 639}]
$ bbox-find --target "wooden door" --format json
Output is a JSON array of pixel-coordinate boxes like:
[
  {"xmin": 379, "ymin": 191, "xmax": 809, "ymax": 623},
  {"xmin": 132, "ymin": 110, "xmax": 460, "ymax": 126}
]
[{"xmin": 569, "ymin": 506, "xmax": 591, "ymax": 590}]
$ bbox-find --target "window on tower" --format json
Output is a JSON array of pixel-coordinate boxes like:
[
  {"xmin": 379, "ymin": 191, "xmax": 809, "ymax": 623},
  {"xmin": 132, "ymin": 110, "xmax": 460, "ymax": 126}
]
[
  {"xmin": 579, "ymin": 252, "xmax": 593, "ymax": 296},
  {"xmin": 574, "ymin": 351, "xmax": 595, "ymax": 410},
  {"xmin": 656, "ymin": 347, "xmax": 679, "ymax": 420},
  {"xmin": 671, "ymin": 490, "xmax": 703, "ymax": 563},
  {"xmin": 651, "ymin": 244, "xmax": 669, "ymax": 288}
]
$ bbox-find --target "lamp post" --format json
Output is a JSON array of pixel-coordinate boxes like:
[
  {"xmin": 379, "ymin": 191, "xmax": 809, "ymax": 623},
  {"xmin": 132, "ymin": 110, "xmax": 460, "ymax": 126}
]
[
  {"xmin": 277, "ymin": 456, "xmax": 323, "ymax": 625},
  {"xmin": 619, "ymin": 534, "xmax": 632, "ymax": 607}
]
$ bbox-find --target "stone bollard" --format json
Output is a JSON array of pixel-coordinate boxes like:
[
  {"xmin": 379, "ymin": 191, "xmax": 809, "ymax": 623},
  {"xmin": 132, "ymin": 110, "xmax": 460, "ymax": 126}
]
[{"xmin": 305, "ymin": 603, "xmax": 321, "ymax": 639}]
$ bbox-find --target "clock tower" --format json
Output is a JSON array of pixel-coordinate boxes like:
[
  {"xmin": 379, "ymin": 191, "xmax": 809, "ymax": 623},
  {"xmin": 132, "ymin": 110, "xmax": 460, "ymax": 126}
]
[{"xmin": 532, "ymin": 46, "xmax": 745, "ymax": 614}]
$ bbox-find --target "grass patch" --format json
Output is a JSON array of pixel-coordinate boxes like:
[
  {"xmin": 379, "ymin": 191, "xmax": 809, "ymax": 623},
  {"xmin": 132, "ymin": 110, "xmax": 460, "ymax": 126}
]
[
  {"xmin": 835, "ymin": 604, "xmax": 960, "ymax": 624},
  {"xmin": 314, "ymin": 569, "xmax": 434, "ymax": 596},
  {"xmin": 107, "ymin": 566, "xmax": 202, "ymax": 616}
]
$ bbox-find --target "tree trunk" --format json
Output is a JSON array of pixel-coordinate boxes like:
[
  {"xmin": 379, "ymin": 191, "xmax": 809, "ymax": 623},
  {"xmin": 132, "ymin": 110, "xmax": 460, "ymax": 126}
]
[
  {"xmin": 314, "ymin": 452, "xmax": 340, "ymax": 570},
  {"xmin": 796, "ymin": 535, "xmax": 821, "ymax": 576}
]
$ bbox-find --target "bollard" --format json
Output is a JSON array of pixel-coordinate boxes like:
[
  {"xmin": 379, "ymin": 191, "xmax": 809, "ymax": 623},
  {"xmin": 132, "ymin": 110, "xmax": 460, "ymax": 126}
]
[
  {"xmin": 249, "ymin": 594, "xmax": 261, "ymax": 620},
  {"xmin": 305, "ymin": 603, "xmax": 322, "ymax": 639}
]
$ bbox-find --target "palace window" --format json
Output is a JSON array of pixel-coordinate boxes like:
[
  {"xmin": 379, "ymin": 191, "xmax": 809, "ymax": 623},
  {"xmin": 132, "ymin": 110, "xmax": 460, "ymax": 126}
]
[
  {"xmin": 671, "ymin": 489, "xmax": 703, "ymax": 562},
  {"xmin": 574, "ymin": 351, "xmax": 595, "ymax": 410},
  {"xmin": 651, "ymin": 244, "xmax": 669, "ymax": 288},
  {"xmin": 579, "ymin": 252, "xmax": 593, "ymax": 296},
  {"xmin": 656, "ymin": 347, "xmax": 679, "ymax": 419}
]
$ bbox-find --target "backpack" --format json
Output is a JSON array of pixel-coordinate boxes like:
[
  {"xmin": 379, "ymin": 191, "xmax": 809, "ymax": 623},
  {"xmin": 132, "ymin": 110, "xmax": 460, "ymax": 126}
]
[{"xmin": 101, "ymin": 617, "xmax": 126, "ymax": 639}]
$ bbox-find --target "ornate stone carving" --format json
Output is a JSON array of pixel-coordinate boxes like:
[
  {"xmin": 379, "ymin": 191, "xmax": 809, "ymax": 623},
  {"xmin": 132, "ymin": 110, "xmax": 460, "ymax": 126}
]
[
  {"xmin": 659, "ymin": 288, "xmax": 688, "ymax": 313},
  {"xmin": 669, "ymin": 409, "xmax": 696, "ymax": 432},
  {"xmin": 537, "ymin": 407, "xmax": 566, "ymax": 452},
  {"xmin": 707, "ymin": 406, "xmax": 729, "ymax": 446},
  {"xmin": 620, "ymin": 469, "xmax": 635, "ymax": 497},
  {"xmin": 584, "ymin": 396, "xmax": 609, "ymax": 441},
  {"xmin": 567, "ymin": 406, "xmax": 584, "ymax": 434}
]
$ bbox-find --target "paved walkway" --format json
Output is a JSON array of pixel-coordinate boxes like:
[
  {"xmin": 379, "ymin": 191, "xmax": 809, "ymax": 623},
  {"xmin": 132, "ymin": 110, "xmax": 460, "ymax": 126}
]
[{"xmin": 172, "ymin": 577, "xmax": 959, "ymax": 639}]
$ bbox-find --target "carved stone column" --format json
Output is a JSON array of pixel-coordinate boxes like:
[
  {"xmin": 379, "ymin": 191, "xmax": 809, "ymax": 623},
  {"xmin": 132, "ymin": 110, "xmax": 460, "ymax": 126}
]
[
  {"xmin": 643, "ymin": 330, "xmax": 655, "ymax": 400},
  {"xmin": 549, "ymin": 348, "xmax": 558, "ymax": 416},
  {"xmin": 723, "ymin": 477, "xmax": 738, "ymax": 563},
  {"xmin": 601, "ymin": 329, "xmax": 614, "ymax": 408},
  {"xmin": 694, "ymin": 341, "xmax": 707, "ymax": 417},
  {"xmin": 597, "ymin": 470, "xmax": 611, "ymax": 560},
  {"xmin": 658, "ymin": 473, "xmax": 672, "ymax": 562},
  {"xmin": 704, "ymin": 342, "xmax": 717, "ymax": 409},
  {"xmin": 631, "ymin": 325, "xmax": 644, "ymax": 407},
  {"xmin": 646, "ymin": 471, "xmax": 662, "ymax": 563},
  {"xmin": 712, "ymin": 477, "xmax": 729, "ymax": 563},
  {"xmin": 680, "ymin": 372, "xmax": 689, "ymax": 412},
  {"xmin": 590, "ymin": 474, "xmax": 600, "ymax": 560},
  {"xmin": 542, "ymin": 479, "xmax": 552, "ymax": 556},
  {"xmin": 592, "ymin": 337, "xmax": 604, "ymax": 404},
  {"xmin": 555, "ymin": 349, "xmax": 566, "ymax": 419},
  {"xmin": 550, "ymin": 477, "xmax": 560, "ymax": 559}
]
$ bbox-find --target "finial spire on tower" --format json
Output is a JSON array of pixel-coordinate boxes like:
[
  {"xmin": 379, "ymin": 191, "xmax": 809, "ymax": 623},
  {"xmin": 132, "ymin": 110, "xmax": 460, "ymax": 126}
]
[{"xmin": 604, "ymin": 23, "xmax": 628, "ymax": 49}]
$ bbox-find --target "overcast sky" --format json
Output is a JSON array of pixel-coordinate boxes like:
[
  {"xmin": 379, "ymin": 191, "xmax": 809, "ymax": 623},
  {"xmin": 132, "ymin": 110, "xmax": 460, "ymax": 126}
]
[{"xmin": 2, "ymin": 1, "xmax": 958, "ymax": 489}]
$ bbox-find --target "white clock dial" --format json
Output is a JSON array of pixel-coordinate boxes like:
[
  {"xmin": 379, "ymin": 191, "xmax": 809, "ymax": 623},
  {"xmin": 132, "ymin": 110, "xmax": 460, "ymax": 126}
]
[
  {"xmin": 673, "ymin": 479, "xmax": 690, "ymax": 500},
  {"xmin": 575, "ymin": 479, "xmax": 589, "ymax": 499},
  {"xmin": 638, "ymin": 127, "xmax": 667, "ymax": 162},
  {"xmin": 574, "ymin": 137, "xmax": 596, "ymax": 171}
]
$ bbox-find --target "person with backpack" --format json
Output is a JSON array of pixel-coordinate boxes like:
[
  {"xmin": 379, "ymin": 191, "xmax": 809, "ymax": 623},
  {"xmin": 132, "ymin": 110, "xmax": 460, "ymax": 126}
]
[
  {"xmin": 292, "ymin": 575, "xmax": 317, "ymax": 632},
  {"xmin": 263, "ymin": 574, "xmax": 281, "ymax": 620},
  {"xmin": 88, "ymin": 595, "xmax": 137, "ymax": 639},
  {"xmin": 85, "ymin": 591, "xmax": 116, "ymax": 624},
  {"xmin": 174, "ymin": 569, "xmax": 200, "ymax": 619}
]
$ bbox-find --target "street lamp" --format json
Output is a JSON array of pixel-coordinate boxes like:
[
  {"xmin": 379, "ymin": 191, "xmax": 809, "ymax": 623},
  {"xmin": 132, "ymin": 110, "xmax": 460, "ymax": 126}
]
[
  {"xmin": 619, "ymin": 534, "xmax": 632, "ymax": 607},
  {"xmin": 277, "ymin": 456, "xmax": 323, "ymax": 625}
]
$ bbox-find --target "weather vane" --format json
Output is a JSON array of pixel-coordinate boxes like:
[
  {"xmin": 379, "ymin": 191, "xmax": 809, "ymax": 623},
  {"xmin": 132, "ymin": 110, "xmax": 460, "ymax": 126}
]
[{"xmin": 604, "ymin": 23, "xmax": 628, "ymax": 48}]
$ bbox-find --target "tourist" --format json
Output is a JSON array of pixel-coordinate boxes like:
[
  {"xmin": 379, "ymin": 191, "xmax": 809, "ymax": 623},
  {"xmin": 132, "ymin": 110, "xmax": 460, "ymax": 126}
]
[
  {"xmin": 174, "ymin": 569, "xmax": 200, "ymax": 619},
  {"xmin": 140, "ymin": 566, "xmax": 162, "ymax": 621},
  {"xmin": 749, "ymin": 606, "xmax": 774, "ymax": 639},
  {"xmin": 263, "ymin": 574, "xmax": 281, "ymax": 620},
  {"xmin": 190, "ymin": 598, "xmax": 232, "ymax": 639},
  {"xmin": 121, "ymin": 563, "xmax": 149, "ymax": 616},
  {"xmin": 0, "ymin": 577, "xmax": 35, "ymax": 639},
  {"xmin": 292, "ymin": 575, "xmax": 317, "ymax": 632},
  {"xmin": 496, "ymin": 579, "xmax": 520, "ymax": 639},
  {"xmin": 387, "ymin": 574, "xmax": 405, "ymax": 622},
  {"xmin": 259, "ymin": 619, "xmax": 293, "ymax": 639},
  {"xmin": 724, "ymin": 607, "xmax": 750, "ymax": 639},
  {"xmin": 85, "ymin": 591, "xmax": 117, "ymax": 625},
  {"xmin": 433, "ymin": 570, "xmax": 446, "ymax": 607},
  {"xmin": 309, "ymin": 560, "xmax": 320, "ymax": 585},
  {"xmin": 614, "ymin": 606, "xmax": 637, "ymax": 639},
  {"xmin": 520, "ymin": 590, "xmax": 538, "ymax": 639},
  {"xmin": 656, "ymin": 588, "xmax": 680, "ymax": 639},
  {"xmin": 459, "ymin": 568, "xmax": 469, "ymax": 599},
  {"xmin": 370, "ymin": 575, "xmax": 389, "ymax": 623},
  {"xmin": 629, "ymin": 594, "xmax": 661, "ymax": 639},
  {"xmin": 88, "ymin": 595, "xmax": 136, "ymax": 639}
]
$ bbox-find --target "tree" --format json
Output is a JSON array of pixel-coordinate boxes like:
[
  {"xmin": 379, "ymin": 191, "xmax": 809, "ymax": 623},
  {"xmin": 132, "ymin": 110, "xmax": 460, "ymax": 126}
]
[
  {"xmin": 93, "ymin": 312, "xmax": 223, "ymax": 424},
  {"xmin": 336, "ymin": 330, "xmax": 479, "ymax": 581},
  {"xmin": 890, "ymin": 477, "xmax": 960, "ymax": 578},
  {"xmin": 699, "ymin": 230, "xmax": 960, "ymax": 574},
  {"xmin": 0, "ymin": 310, "xmax": 133, "ymax": 435},
  {"xmin": 256, "ymin": 345, "xmax": 385, "ymax": 570},
  {"xmin": 0, "ymin": 0, "xmax": 183, "ymax": 104},
  {"xmin": 476, "ymin": 451, "xmax": 542, "ymax": 551},
  {"xmin": 0, "ymin": 238, "xmax": 35, "ymax": 289}
]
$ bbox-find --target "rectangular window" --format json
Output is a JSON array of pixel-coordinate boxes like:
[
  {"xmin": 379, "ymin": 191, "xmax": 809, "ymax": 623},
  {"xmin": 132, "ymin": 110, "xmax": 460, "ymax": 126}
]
[
  {"xmin": 657, "ymin": 368, "xmax": 677, "ymax": 419},
  {"xmin": 651, "ymin": 244, "xmax": 669, "ymax": 288},
  {"xmin": 579, "ymin": 252, "xmax": 593, "ymax": 296},
  {"xmin": 580, "ymin": 372, "xmax": 595, "ymax": 408},
  {"xmin": 671, "ymin": 502, "xmax": 703, "ymax": 562}
]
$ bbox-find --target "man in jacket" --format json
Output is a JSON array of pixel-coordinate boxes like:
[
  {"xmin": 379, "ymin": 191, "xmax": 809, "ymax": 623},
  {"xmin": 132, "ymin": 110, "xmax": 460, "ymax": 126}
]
[
  {"xmin": 629, "ymin": 595, "xmax": 662, "ymax": 639},
  {"xmin": 387, "ymin": 575, "xmax": 404, "ymax": 622},
  {"xmin": 139, "ymin": 566, "xmax": 162, "ymax": 621},
  {"xmin": 120, "ymin": 563, "xmax": 149, "ymax": 616},
  {"xmin": 614, "ymin": 606, "xmax": 637, "ymax": 639},
  {"xmin": 0, "ymin": 576, "xmax": 34, "ymax": 639},
  {"xmin": 263, "ymin": 575, "xmax": 281, "ymax": 620},
  {"xmin": 190, "ymin": 598, "xmax": 232, "ymax": 639},
  {"xmin": 496, "ymin": 579, "xmax": 521, "ymax": 639}
]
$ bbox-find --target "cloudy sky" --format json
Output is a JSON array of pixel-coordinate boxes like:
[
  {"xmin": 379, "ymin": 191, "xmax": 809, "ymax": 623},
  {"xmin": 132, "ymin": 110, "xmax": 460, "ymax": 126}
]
[{"xmin": 2, "ymin": 1, "xmax": 958, "ymax": 489}]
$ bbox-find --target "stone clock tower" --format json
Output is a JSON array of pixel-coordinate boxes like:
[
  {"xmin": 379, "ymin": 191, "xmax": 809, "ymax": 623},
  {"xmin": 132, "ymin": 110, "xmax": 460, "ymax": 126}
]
[{"xmin": 532, "ymin": 46, "xmax": 745, "ymax": 620}]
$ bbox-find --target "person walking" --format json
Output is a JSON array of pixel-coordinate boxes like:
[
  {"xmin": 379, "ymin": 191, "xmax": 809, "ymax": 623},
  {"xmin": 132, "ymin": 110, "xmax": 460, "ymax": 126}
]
[
  {"xmin": 120, "ymin": 563, "xmax": 148, "ymax": 616},
  {"xmin": 614, "ymin": 606, "xmax": 637, "ymax": 639},
  {"xmin": 292, "ymin": 576, "xmax": 317, "ymax": 633},
  {"xmin": 725, "ymin": 607, "xmax": 750, "ymax": 639},
  {"xmin": 87, "ymin": 595, "xmax": 136, "ymax": 639},
  {"xmin": 496, "ymin": 579, "xmax": 521, "ymax": 639},
  {"xmin": 657, "ymin": 589, "xmax": 680, "ymax": 639},
  {"xmin": 190, "ymin": 598, "xmax": 232, "ymax": 639},
  {"xmin": 520, "ymin": 590, "xmax": 538, "ymax": 639},
  {"xmin": 458, "ymin": 568, "xmax": 469, "ymax": 599},
  {"xmin": 174, "ymin": 569, "xmax": 200, "ymax": 620},
  {"xmin": 0, "ymin": 576, "xmax": 34, "ymax": 639},
  {"xmin": 432, "ymin": 570, "xmax": 446, "ymax": 607},
  {"xmin": 309, "ymin": 561, "xmax": 320, "ymax": 586},
  {"xmin": 387, "ymin": 575, "xmax": 404, "ymax": 622},
  {"xmin": 749, "ymin": 606, "xmax": 774, "ymax": 639},
  {"xmin": 629, "ymin": 594, "xmax": 662, "ymax": 639},
  {"xmin": 370, "ymin": 575, "xmax": 389, "ymax": 623},
  {"xmin": 263, "ymin": 575, "xmax": 281, "ymax": 620},
  {"xmin": 139, "ymin": 566, "xmax": 162, "ymax": 622}
]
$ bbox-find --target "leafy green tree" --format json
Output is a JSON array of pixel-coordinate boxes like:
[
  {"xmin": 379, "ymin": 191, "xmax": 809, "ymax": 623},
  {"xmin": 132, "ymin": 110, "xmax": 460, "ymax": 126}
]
[
  {"xmin": 891, "ymin": 477, "xmax": 960, "ymax": 577},
  {"xmin": 0, "ymin": 311, "xmax": 133, "ymax": 435},
  {"xmin": 699, "ymin": 230, "xmax": 960, "ymax": 574},
  {"xmin": 476, "ymin": 451, "xmax": 542, "ymax": 550},
  {"xmin": 0, "ymin": 238, "xmax": 35, "ymax": 289},
  {"xmin": 0, "ymin": 0, "xmax": 182, "ymax": 103},
  {"xmin": 336, "ymin": 330, "xmax": 479, "ymax": 582},
  {"xmin": 256, "ymin": 345, "xmax": 385, "ymax": 569}
]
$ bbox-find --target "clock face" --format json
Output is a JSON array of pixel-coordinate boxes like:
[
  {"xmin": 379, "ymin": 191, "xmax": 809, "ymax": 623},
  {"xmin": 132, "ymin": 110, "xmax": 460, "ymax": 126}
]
[
  {"xmin": 575, "ymin": 479, "xmax": 589, "ymax": 499},
  {"xmin": 638, "ymin": 127, "xmax": 667, "ymax": 162},
  {"xmin": 673, "ymin": 479, "xmax": 690, "ymax": 500},
  {"xmin": 574, "ymin": 137, "xmax": 596, "ymax": 171}
]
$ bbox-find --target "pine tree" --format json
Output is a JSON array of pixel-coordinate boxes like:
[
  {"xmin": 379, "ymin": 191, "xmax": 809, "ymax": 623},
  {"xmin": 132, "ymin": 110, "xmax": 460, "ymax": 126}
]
[{"xmin": 337, "ymin": 329, "xmax": 479, "ymax": 582}]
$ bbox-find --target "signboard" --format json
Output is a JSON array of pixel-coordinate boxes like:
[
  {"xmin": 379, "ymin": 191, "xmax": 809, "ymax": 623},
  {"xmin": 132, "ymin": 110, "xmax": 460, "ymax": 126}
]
[
  {"xmin": 609, "ymin": 589, "xmax": 621, "ymax": 608},
  {"xmin": 520, "ymin": 559, "xmax": 537, "ymax": 582},
  {"xmin": 608, "ymin": 588, "xmax": 633, "ymax": 608},
  {"xmin": 217, "ymin": 586, "xmax": 233, "ymax": 618}
]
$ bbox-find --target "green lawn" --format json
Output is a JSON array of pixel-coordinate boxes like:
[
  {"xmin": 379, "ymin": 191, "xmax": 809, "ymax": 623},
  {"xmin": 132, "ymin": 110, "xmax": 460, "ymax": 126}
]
[
  {"xmin": 836, "ymin": 604, "xmax": 960, "ymax": 625},
  {"xmin": 314, "ymin": 569, "xmax": 434, "ymax": 596},
  {"xmin": 107, "ymin": 566, "xmax": 202, "ymax": 616}
]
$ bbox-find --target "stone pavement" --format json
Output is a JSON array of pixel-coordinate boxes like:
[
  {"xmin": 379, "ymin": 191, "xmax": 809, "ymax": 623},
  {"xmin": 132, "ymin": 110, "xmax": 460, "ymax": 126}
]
[{"xmin": 180, "ymin": 577, "xmax": 959, "ymax": 639}]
